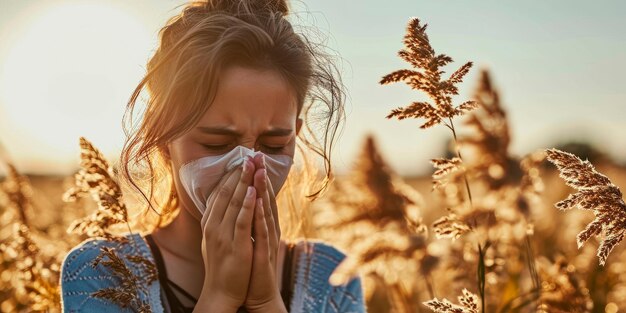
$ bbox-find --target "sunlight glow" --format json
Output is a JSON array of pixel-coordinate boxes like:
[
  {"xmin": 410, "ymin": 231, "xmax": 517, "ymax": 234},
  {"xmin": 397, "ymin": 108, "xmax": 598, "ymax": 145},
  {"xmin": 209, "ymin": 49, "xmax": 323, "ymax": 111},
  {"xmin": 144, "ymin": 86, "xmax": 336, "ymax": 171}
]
[{"xmin": 0, "ymin": 2, "xmax": 153, "ymax": 170}]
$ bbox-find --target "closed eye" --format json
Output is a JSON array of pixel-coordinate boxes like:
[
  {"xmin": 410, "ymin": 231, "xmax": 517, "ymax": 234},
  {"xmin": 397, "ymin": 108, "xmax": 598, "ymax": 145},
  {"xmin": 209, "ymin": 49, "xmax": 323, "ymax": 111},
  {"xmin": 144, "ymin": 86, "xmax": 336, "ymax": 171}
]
[
  {"xmin": 201, "ymin": 143, "xmax": 285, "ymax": 153},
  {"xmin": 202, "ymin": 144, "xmax": 230, "ymax": 151},
  {"xmin": 261, "ymin": 145, "xmax": 285, "ymax": 153}
]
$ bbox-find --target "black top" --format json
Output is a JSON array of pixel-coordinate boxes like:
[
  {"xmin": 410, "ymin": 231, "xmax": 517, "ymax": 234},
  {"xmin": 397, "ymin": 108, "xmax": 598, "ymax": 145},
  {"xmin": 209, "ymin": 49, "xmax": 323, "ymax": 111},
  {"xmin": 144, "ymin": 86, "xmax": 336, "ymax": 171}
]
[{"xmin": 144, "ymin": 234, "xmax": 296, "ymax": 313}]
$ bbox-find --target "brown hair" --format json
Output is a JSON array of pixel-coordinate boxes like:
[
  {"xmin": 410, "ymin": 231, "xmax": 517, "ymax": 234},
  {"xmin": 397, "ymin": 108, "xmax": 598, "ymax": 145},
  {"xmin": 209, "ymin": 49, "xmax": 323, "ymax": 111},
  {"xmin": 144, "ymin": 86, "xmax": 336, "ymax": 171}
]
[{"xmin": 120, "ymin": 0, "xmax": 345, "ymax": 233}]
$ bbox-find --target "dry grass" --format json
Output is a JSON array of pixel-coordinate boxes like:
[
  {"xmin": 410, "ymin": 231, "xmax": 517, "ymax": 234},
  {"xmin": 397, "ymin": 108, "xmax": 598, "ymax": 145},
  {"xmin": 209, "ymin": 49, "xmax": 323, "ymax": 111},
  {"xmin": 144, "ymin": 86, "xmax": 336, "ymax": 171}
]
[
  {"xmin": 64, "ymin": 137, "xmax": 131, "ymax": 242},
  {"xmin": 0, "ymin": 15, "xmax": 624, "ymax": 313},
  {"xmin": 0, "ymin": 163, "xmax": 62, "ymax": 312},
  {"xmin": 314, "ymin": 16, "xmax": 625, "ymax": 313},
  {"xmin": 63, "ymin": 138, "xmax": 155, "ymax": 312},
  {"xmin": 546, "ymin": 149, "xmax": 626, "ymax": 266},
  {"xmin": 0, "ymin": 138, "xmax": 155, "ymax": 312},
  {"xmin": 380, "ymin": 17, "xmax": 477, "ymax": 130},
  {"xmin": 424, "ymin": 289, "xmax": 479, "ymax": 313}
]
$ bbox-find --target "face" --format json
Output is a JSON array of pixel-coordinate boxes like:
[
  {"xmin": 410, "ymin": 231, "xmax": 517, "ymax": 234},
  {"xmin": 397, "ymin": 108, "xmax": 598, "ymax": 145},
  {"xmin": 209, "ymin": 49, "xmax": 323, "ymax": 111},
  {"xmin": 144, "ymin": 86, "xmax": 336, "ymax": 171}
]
[{"xmin": 167, "ymin": 65, "xmax": 303, "ymax": 220}]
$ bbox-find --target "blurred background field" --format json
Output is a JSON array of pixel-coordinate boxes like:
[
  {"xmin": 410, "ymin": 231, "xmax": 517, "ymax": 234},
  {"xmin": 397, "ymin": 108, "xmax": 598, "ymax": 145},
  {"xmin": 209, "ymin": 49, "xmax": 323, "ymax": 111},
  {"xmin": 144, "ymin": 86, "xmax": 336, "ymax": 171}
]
[
  {"xmin": 2, "ymin": 139, "xmax": 626, "ymax": 312},
  {"xmin": 1, "ymin": 0, "xmax": 625, "ymax": 312}
]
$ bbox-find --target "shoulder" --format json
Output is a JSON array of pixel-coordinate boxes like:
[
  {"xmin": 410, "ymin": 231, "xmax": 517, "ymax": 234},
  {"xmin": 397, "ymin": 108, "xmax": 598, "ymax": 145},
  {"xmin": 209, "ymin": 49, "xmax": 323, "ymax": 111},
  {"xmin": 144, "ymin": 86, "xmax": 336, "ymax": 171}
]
[
  {"xmin": 61, "ymin": 233, "xmax": 151, "ymax": 283},
  {"xmin": 292, "ymin": 239, "xmax": 367, "ymax": 312},
  {"xmin": 62, "ymin": 234, "xmax": 129, "ymax": 277},
  {"xmin": 60, "ymin": 233, "xmax": 161, "ymax": 313}
]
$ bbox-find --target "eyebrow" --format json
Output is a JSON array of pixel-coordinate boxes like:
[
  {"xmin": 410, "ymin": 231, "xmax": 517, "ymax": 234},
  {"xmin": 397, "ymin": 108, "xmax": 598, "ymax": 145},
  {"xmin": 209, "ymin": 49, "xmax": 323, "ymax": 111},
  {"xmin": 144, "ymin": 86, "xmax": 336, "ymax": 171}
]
[{"xmin": 196, "ymin": 126, "xmax": 293, "ymax": 137}]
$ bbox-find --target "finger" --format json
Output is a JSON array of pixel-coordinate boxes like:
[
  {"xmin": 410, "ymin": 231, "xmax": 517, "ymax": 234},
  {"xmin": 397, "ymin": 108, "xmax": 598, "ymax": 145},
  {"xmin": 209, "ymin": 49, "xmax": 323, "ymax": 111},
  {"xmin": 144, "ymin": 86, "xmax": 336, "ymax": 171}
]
[
  {"xmin": 252, "ymin": 153, "xmax": 265, "ymax": 169},
  {"xmin": 252, "ymin": 198, "xmax": 270, "ymax": 263},
  {"xmin": 264, "ymin": 167, "xmax": 281, "ymax": 239},
  {"xmin": 233, "ymin": 186, "xmax": 257, "ymax": 246},
  {"xmin": 253, "ymin": 168, "xmax": 278, "ymax": 265},
  {"xmin": 207, "ymin": 157, "xmax": 253, "ymax": 227},
  {"xmin": 222, "ymin": 157, "xmax": 256, "ymax": 237},
  {"xmin": 253, "ymin": 154, "xmax": 281, "ymax": 239},
  {"xmin": 253, "ymin": 154, "xmax": 281, "ymax": 271},
  {"xmin": 202, "ymin": 168, "xmax": 236, "ymax": 227}
]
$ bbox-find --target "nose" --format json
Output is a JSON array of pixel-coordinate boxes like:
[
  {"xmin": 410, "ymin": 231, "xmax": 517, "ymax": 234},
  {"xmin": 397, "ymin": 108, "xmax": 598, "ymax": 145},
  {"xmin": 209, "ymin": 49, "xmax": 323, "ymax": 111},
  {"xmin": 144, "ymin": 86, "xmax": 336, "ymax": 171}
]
[{"xmin": 240, "ymin": 141, "xmax": 261, "ymax": 151}]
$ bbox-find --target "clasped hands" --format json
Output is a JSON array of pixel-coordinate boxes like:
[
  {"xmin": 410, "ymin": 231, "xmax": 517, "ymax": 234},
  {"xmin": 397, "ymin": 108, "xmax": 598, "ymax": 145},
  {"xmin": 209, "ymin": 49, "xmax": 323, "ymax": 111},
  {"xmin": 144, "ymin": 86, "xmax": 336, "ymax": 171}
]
[{"xmin": 195, "ymin": 154, "xmax": 285, "ymax": 313}]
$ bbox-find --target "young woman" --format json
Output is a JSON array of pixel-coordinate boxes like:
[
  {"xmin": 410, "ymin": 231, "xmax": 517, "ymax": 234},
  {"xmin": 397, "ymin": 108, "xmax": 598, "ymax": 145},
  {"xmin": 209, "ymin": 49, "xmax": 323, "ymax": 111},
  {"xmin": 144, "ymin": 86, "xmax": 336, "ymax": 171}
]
[{"xmin": 60, "ymin": 0, "xmax": 365, "ymax": 312}]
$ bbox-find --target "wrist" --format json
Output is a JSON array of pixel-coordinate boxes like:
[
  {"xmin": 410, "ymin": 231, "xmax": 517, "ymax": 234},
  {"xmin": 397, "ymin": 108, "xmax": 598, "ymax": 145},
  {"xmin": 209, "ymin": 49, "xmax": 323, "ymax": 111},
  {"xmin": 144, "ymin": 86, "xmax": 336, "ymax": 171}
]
[
  {"xmin": 247, "ymin": 296, "xmax": 288, "ymax": 313},
  {"xmin": 194, "ymin": 291, "xmax": 241, "ymax": 313}
]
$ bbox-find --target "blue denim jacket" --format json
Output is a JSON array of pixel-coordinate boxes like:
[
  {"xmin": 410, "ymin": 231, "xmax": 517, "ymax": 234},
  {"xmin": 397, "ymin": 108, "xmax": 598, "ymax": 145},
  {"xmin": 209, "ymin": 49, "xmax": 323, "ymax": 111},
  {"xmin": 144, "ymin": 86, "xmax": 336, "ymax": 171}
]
[{"xmin": 60, "ymin": 233, "xmax": 366, "ymax": 312}]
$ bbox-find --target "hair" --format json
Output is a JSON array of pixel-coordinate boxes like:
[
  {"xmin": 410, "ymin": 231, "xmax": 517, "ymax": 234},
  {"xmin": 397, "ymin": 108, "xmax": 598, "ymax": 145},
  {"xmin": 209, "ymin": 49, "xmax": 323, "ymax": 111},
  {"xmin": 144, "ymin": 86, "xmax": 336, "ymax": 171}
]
[{"xmin": 120, "ymin": 0, "xmax": 345, "ymax": 234}]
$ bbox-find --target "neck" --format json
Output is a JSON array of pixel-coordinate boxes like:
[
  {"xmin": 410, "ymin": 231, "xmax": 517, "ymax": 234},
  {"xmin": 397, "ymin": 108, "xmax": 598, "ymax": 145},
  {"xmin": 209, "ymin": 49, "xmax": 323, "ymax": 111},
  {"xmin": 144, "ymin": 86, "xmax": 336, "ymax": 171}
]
[{"xmin": 151, "ymin": 206, "xmax": 205, "ymax": 272}]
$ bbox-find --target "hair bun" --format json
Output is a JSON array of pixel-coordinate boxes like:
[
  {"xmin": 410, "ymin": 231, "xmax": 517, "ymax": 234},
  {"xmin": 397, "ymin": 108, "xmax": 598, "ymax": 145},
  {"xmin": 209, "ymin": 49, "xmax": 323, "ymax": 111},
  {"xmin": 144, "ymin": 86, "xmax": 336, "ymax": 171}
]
[{"xmin": 204, "ymin": 0, "xmax": 289, "ymax": 16}]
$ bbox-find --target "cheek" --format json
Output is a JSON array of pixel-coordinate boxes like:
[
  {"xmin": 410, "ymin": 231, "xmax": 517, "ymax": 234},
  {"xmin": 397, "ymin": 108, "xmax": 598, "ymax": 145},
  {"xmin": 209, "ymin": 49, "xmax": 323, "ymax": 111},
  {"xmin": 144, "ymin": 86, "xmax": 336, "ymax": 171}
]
[
  {"xmin": 166, "ymin": 139, "xmax": 205, "ymax": 221},
  {"xmin": 169, "ymin": 154, "xmax": 204, "ymax": 221}
]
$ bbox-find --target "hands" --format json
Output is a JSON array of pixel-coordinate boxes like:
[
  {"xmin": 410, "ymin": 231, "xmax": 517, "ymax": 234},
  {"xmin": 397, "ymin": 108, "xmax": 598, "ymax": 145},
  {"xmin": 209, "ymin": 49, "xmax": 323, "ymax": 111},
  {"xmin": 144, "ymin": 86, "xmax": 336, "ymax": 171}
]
[
  {"xmin": 195, "ymin": 157, "xmax": 256, "ymax": 312},
  {"xmin": 244, "ymin": 154, "xmax": 286, "ymax": 313},
  {"xmin": 194, "ymin": 155, "xmax": 286, "ymax": 313}
]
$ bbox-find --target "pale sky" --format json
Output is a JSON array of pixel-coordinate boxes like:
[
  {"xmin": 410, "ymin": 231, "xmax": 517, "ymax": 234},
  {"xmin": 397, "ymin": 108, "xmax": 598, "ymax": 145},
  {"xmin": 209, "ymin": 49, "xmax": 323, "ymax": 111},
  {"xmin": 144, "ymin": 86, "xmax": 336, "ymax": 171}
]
[{"xmin": 0, "ymin": 0, "xmax": 625, "ymax": 175}]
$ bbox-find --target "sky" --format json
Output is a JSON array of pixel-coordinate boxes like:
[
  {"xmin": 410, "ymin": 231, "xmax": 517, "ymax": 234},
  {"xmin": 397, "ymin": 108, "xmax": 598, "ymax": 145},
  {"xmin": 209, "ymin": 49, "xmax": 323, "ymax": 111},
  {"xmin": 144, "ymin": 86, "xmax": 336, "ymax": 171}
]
[{"xmin": 0, "ymin": 0, "xmax": 625, "ymax": 175}]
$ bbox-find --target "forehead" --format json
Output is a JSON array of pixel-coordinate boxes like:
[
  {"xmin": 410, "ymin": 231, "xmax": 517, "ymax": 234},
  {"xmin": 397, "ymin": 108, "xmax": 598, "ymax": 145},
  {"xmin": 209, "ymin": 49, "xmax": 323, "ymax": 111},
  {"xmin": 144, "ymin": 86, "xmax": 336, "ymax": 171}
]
[{"xmin": 197, "ymin": 66, "xmax": 298, "ymax": 129}]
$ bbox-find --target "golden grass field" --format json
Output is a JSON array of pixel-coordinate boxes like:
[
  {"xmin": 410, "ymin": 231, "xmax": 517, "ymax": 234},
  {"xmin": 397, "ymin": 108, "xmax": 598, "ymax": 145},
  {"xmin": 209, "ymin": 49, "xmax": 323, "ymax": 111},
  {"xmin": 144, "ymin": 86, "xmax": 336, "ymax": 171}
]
[
  {"xmin": 2, "ymin": 152, "xmax": 625, "ymax": 312},
  {"xmin": 1, "ymin": 16, "xmax": 626, "ymax": 313}
]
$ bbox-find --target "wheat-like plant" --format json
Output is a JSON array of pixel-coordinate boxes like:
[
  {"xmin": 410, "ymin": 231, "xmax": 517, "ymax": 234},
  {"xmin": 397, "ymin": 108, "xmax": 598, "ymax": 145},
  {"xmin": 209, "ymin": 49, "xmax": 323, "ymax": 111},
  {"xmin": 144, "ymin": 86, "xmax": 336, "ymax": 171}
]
[
  {"xmin": 535, "ymin": 256, "xmax": 592, "ymax": 313},
  {"xmin": 89, "ymin": 247, "xmax": 155, "ymax": 313},
  {"xmin": 64, "ymin": 137, "xmax": 130, "ymax": 242},
  {"xmin": 380, "ymin": 18, "xmax": 477, "ymax": 130},
  {"xmin": 378, "ymin": 19, "xmax": 554, "ymax": 311},
  {"xmin": 321, "ymin": 136, "xmax": 436, "ymax": 312},
  {"xmin": 62, "ymin": 137, "xmax": 157, "ymax": 312},
  {"xmin": 423, "ymin": 288, "xmax": 479, "ymax": 313},
  {"xmin": 1, "ymin": 163, "xmax": 33, "ymax": 225},
  {"xmin": 546, "ymin": 148, "xmax": 626, "ymax": 265},
  {"xmin": 380, "ymin": 16, "xmax": 478, "ymax": 220},
  {"xmin": 0, "ymin": 161, "xmax": 61, "ymax": 312},
  {"xmin": 3, "ymin": 223, "xmax": 61, "ymax": 312}
]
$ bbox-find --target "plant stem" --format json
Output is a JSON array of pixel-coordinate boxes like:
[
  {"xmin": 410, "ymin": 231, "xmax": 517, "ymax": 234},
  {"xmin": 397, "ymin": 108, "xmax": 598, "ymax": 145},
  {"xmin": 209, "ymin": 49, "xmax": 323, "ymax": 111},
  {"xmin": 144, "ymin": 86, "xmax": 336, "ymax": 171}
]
[
  {"xmin": 447, "ymin": 116, "xmax": 487, "ymax": 310},
  {"xmin": 524, "ymin": 235, "xmax": 540, "ymax": 297},
  {"xmin": 447, "ymin": 117, "xmax": 474, "ymax": 209},
  {"xmin": 477, "ymin": 243, "xmax": 487, "ymax": 313},
  {"xmin": 425, "ymin": 273, "xmax": 435, "ymax": 300}
]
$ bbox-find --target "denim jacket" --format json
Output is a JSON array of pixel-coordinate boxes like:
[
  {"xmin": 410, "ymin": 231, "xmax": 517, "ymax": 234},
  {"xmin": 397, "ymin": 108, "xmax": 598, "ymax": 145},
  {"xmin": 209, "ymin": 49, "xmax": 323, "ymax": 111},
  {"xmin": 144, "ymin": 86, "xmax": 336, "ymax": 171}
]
[{"xmin": 60, "ymin": 233, "xmax": 366, "ymax": 312}]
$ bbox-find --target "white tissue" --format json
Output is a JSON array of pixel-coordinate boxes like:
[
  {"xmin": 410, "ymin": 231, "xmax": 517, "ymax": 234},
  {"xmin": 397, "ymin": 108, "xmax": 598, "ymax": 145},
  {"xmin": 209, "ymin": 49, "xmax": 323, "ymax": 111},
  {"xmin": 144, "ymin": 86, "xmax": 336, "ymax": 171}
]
[{"xmin": 179, "ymin": 145, "xmax": 293, "ymax": 214}]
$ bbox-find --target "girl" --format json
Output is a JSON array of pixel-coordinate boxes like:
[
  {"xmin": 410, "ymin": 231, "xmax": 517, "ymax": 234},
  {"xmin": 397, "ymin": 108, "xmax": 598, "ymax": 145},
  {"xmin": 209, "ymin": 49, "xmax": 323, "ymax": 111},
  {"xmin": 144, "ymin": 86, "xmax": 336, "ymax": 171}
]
[{"xmin": 60, "ymin": 0, "xmax": 365, "ymax": 312}]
